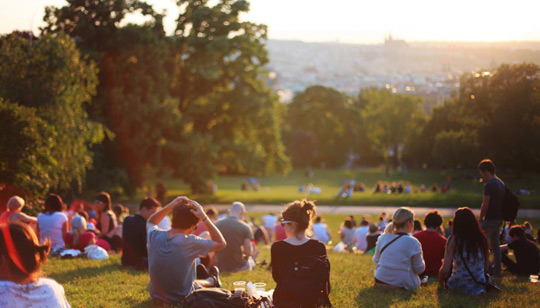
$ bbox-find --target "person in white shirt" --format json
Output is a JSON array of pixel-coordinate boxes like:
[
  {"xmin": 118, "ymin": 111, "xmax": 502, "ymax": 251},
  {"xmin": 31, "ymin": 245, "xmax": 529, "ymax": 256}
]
[
  {"xmin": 37, "ymin": 194, "xmax": 68, "ymax": 248},
  {"xmin": 312, "ymin": 215, "xmax": 331, "ymax": 244},
  {"xmin": 0, "ymin": 221, "xmax": 70, "ymax": 308},
  {"xmin": 354, "ymin": 220, "xmax": 370, "ymax": 251},
  {"xmin": 261, "ymin": 213, "xmax": 277, "ymax": 241},
  {"xmin": 373, "ymin": 207, "xmax": 425, "ymax": 290}
]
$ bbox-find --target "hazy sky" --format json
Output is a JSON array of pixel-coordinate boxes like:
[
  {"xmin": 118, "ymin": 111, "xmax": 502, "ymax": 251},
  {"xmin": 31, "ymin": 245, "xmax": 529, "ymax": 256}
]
[{"xmin": 2, "ymin": 0, "xmax": 540, "ymax": 44}]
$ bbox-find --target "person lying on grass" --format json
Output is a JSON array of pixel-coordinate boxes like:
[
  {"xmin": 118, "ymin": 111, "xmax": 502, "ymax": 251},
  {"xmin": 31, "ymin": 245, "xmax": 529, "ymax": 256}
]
[{"xmin": 146, "ymin": 196, "xmax": 226, "ymax": 305}]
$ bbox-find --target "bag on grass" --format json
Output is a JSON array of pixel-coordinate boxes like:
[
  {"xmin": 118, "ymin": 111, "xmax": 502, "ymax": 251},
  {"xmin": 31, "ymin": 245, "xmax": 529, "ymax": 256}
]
[
  {"xmin": 84, "ymin": 244, "xmax": 109, "ymax": 260},
  {"xmin": 184, "ymin": 288, "xmax": 262, "ymax": 308},
  {"xmin": 274, "ymin": 255, "xmax": 332, "ymax": 308}
]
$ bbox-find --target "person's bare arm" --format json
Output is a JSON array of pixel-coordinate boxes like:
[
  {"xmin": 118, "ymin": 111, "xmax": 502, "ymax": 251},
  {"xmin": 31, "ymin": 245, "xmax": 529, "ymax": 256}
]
[
  {"xmin": 189, "ymin": 200, "xmax": 226, "ymax": 252},
  {"xmin": 243, "ymin": 238, "xmax": 253, "ymax": 257},
  {"xmin": 13, "ymin": 212, "xmax": 37, "ymax": 224},
  {"xmin": 61, "ymin": 221, "xmax": 68, "ymax": 240},
  {"xmin": 479, "ymin": 195, "xmax": 490, "ymax": 220},
  {"xmin": 439, "ymin": 236, "xmax": 455, "ymax": 287},
  {"xmin": 99, "ymin": 213, "xmax": 109, "ymax": 238}
]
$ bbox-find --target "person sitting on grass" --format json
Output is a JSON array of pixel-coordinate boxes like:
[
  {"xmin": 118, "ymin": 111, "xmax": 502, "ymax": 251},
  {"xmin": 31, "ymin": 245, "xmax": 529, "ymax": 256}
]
[
  {"xmin": 65, "ymin": 215, "xmax": 110, "ymax": 252},
  {"xmin": 271, "ymin": 199, "xmax": 330, "ymax": 307},
  {"xmin": 339, "ymin": 219, "xmax": 355, "ymax": 251},
  {"xmin": 0, "ymin": 222, "xmax": 70, "ymax": 307},
  {"xmin": 373, "ymin": 207, "xmax": 425, "ymax": 290},
  {"xmin": 312, "ymin": 215, "xmax": 331, "ymax": 244},
  {"xmin": 0, "ymin": 196, "xmax": 37, "ymax": 225},
  {"xmin": 439, "ymin": 207, "xmax": 489, "ymax": 295},
  {"xmin": 37, "ymin": 194, "xmax": 68, "ymax": 249},
  {"xmin": 364, "ymin": 223, "xmax": 381, "ymax": 254},
  {"xmin": 354, "ymin": 219, "xmax": 370, "ymax": 251},
  {"xmin": 500, "ymin": 225, "xmax": 539, "ymax": 276},
  {"xmin": 121, "ymin": 198, "xmax": 160, "ymax": 270},
  {"xmin": 146, "ymin": 197, "xmax": 226, "ymax": 305},
  {"xmin": 413, "ymin": 210, "xmax": 447, "ymax": 278}
]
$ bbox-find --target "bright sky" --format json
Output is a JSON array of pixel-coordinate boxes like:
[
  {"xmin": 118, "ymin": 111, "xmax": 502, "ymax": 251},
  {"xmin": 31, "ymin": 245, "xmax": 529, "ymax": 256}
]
[{"xmin": 2, "ymin": 0, "xmax": 540, "ymax": 44}]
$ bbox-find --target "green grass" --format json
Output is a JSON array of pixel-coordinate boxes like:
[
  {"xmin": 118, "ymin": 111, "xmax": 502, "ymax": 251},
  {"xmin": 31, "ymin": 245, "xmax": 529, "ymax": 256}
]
[
  {"xmin": 42, "ymin": 213, "xmax": 540, "ymax": 307},
  {"xmin": 133, "ymin": 168, "xmax": 540, "ymax": 209}
]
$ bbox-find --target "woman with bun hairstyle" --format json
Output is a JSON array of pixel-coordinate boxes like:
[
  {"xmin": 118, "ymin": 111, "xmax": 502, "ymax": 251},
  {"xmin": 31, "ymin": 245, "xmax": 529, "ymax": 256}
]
[
  {"xmin": 271, "ymin": 199, "xmax": 330, "ymax": 307},
  {"xmin": 439, "ymin": 207, "xmax": 489, "ymax": 295},
  {"xmin": 0, "ymin": 222, "xmax": 71, "ymax": 307},
  {"xmin": 373, "ymin": 207, "xmax": 425, "ymax": 290}
]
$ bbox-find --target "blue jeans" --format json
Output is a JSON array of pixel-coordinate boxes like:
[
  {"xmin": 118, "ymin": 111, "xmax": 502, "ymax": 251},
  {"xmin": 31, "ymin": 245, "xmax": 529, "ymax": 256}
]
[{"xmin": 481, "ymin": 219, "xmax": 502, "ymax": 276}]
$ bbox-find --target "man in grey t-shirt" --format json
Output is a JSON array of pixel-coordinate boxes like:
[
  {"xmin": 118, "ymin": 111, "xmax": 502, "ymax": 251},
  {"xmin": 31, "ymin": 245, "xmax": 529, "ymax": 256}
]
[
  {"xmin": 215, "ymin": 201, "xmax": 254, "ymax": 271},
  {"xmin": 478, "ymin": 159, "xmax": 505, "ymax": 276},
  {"xmin": 146, "ymin": 197, "xmax": 227, "ymax": 304}
]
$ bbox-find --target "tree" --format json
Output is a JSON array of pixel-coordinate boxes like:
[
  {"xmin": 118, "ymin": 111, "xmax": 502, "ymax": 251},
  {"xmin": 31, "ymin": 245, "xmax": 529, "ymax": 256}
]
[
  {"xmin": 0, "ymin": 100, "xmax": 56, "ymax": 197},
  {"xmin": 0, "ymin": 32, "xmax": 105, "ymax": 193},
  {"xmin": 284, "ymin": 85, "xmax": 353, "ymax": 168},
  {"xmin": 166, "ymin": 0, "xmax": 290, "ymax": 192},
  {"xmin": 358, "ymin": 88, "xmax": 426, "ymax": 167}
]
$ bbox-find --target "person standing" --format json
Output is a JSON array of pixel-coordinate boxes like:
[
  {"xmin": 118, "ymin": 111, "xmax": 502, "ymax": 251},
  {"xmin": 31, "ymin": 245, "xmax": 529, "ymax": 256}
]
[{"xmin": 478, "ymin": 159, "xmax": 505, "ymax": 276}]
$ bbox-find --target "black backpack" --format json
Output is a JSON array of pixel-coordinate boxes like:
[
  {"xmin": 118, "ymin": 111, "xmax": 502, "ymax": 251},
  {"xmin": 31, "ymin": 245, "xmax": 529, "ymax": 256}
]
[
  {"xmin": 274, "ymin": 255, "xmax": 332, "ymax": 308},
  {"xmin": 502, "ymin": 187, "xmax": 520, "ymax": 222},
  {"xmin": 184, "ymin": 288, "xmax": 262, "ymax": 308}
]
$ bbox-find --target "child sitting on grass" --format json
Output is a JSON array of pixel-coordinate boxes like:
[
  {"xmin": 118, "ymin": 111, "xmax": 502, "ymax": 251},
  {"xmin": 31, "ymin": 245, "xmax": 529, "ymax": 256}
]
[{"xmin": 0, "ymin": 196, "xmax": 37, "ymax": 225}]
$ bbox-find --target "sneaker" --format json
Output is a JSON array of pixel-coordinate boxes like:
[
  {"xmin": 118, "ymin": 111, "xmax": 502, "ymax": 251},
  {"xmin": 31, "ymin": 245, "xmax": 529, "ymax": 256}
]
[{"xmin": 209, "ymin": 266, "xmax": 221, "ymax": 288}]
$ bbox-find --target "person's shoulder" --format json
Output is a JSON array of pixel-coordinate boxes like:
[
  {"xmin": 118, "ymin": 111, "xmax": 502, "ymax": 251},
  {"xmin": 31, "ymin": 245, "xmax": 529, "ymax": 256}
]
[
  {"xmin": 271, "ymin": 240, "xmax": 287, "ymax": 251},
  {"xmin": 307, "ymin": 239, "xmax": 326, "ymax": 249},
  {"xmin": 36, "ymin": 277, "xmax": 63, "ymax": 288}
]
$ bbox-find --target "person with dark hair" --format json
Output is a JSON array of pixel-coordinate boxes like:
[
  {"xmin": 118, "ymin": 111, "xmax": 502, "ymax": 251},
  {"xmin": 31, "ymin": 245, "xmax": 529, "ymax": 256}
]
[
  {"xmin": 271, "ymin": 199, "xmax": 330, "ymax": 307},
  {"xmin": 312, "ymin": 215, "xmax": 331, "ymax": 244},
  {"xmin": 500, "ymin": 225, "xmax": 539, "ymax": 276},
  {"xmin": 354, "ymin": 220, "xmax": 370, "ymax": 251},
  {"xmin": 214, "ymin": 202, "xmax": 255, "ymax": 271},
  {"xmin": 478, "ymin": 159, "xmax": 505, "ymax": 276},
  {"xmin": 339, "ymin": 218, "xmax": 355, "ymax": 250},
  {"xmin": 439, "ymin": 207, "xmax": 489, "ymax": 295},
  {"xmin": 413, "ymin": 210, "xmax": 447, "ymax": 277},
  {"xmin": 94, "ymin": 192, "xmax": 119, "ymax": 250},
  {"xmin": 121, "ymin": 198, "xmax": 161, "ymax": 270},
  {"xmin": 37, "ymin": 194, "xmax": 68, "ymax": 248},
  {"xmin": 365, "ymin": 224, "xmax": 381, "ymax": 254},
  {"xmin": 413, "ymin": 220, "xmax": 423, "ymax": 233},
  {"xmin": 146, "ymin": 197, "xmax": 226, "ymax": 304},
  {"xmin": 373, "ymin": 207, "xmax": 425, "ymax": 289},
  {"xmin": 0, "ymin": 222, "xmax": 70, "ymax": 307}
]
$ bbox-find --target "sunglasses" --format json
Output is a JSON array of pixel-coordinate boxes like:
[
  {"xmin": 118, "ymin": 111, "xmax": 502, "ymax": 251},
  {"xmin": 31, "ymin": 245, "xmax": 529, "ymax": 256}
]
[{"xmin": 280, "ymin": 219, "xmax": 294, "ymax": 226}]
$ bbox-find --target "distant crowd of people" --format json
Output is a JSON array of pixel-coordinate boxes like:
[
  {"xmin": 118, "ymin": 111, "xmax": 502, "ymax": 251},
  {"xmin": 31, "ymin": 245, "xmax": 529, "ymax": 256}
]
[{"xmin": 1, "ymin": 159, "xmax": 539, "ymax": 307}]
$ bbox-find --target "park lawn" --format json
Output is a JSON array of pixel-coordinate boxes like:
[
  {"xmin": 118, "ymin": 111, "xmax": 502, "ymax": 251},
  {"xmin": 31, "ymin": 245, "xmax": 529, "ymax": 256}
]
[
  {"xmin": 42, "ymin": 213, "xmax": 540, "ymax": 308},
  {"xmin": 137, "ymin": 168, "xmax": 540, "ymax": 209}
]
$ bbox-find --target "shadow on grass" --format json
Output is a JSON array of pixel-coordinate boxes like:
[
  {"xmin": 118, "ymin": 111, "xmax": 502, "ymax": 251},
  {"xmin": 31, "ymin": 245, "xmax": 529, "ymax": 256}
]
[
  {"xmin": 435, "ymin": 287, "xmax": 500, "ymax": 308},
  {"xmin": 47, "ymin": 262, "xmax": 141, "ymax": 284},
  {"xmin": 355, "ymin": 286, "xmax": 413, "ymax": 307}
]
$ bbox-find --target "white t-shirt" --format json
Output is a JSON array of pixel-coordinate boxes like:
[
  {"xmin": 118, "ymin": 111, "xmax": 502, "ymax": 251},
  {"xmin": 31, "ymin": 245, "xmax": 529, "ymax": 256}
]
[
  {"xmin": 312, "ymin": 223, "xmax": 330, "ymax": 244},
  {"xmin": 354, "ymin": 226, "xmax": 370, "ymax": 250},
  {"xmin": 372, "ymin": 233, "xmax": 425, "ymax": 290},
  {"xmin": 261, "ymin": 215, "xmax": 277, "ymax": 229},
  {"xmin": 157, "ymin": 215, "xmax": 172, "ymax": 231},
  {"xmin": 0, "ymin": 278, "xmax": 71, "ymax": 308},
  {"xmin": 37, "ymin": 212, "xmax": 68, "ymax": 247}
]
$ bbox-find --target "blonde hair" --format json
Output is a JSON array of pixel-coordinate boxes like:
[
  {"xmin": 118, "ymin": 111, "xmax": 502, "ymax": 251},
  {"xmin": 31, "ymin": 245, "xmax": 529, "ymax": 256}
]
[
  {"xmin": 385, "ymin": 207, "xmax": 415, "ymax": 234},
  {"xmin": 7, "ymin": 196, "xmax": 25, "ymax": 211},
  {"xmin": 71, "ymin": 215, "xmax": 87, "ymax": 247}
]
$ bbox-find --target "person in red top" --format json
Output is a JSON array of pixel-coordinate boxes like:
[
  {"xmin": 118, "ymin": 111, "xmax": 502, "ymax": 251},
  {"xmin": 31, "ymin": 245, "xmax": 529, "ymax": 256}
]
[
  {"xmin": 64, "ymin": 215, "xmax": 110, "ymax": 251},
  {"xmin": 413, "ymin": 210, "xmax": 447, "ymax": 277},
  {"xmin": 274, "ymin": 217, "xmax": 287, "ymax": 242}
]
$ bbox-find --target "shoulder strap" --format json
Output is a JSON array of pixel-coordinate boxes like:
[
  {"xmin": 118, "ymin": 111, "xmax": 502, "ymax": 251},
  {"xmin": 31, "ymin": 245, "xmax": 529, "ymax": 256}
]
[
  {"xmin": 458, "ymin": 250, "xmax": 486, "ymax": 287},
  {"xmin": 380, "ymin": 233, "xmax": 405, "ymax": 255}
]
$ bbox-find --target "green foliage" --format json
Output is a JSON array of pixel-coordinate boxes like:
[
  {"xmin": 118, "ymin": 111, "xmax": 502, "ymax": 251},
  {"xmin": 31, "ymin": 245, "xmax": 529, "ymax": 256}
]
[
  {"xmin": 284, "ymin": 85, "xmax": 354, "ymax": 168},
  {"xmin": 0, "ymin": 33, "xmax": 105, "ymax": 193},
  {"xmin": 165, "ymin": 0, "xmax": 290, "ymax": 192},
  {"xmin": 432, "ymin": 130, "xmax": 479, "ymax": 168},
  {"xmin": 358, "ymin": 88, "xmax": 426, "ymax": 166},
  {"xmin": 0, "ymin": 100, "xmax": 55, "ymax": 197}
]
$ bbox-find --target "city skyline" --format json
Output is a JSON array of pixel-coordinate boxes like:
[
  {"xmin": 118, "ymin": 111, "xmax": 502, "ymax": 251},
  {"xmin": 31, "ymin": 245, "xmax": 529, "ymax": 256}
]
[{"xmin": 2, "ymin": 0, "xmax": 540, "ymax": 44}]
